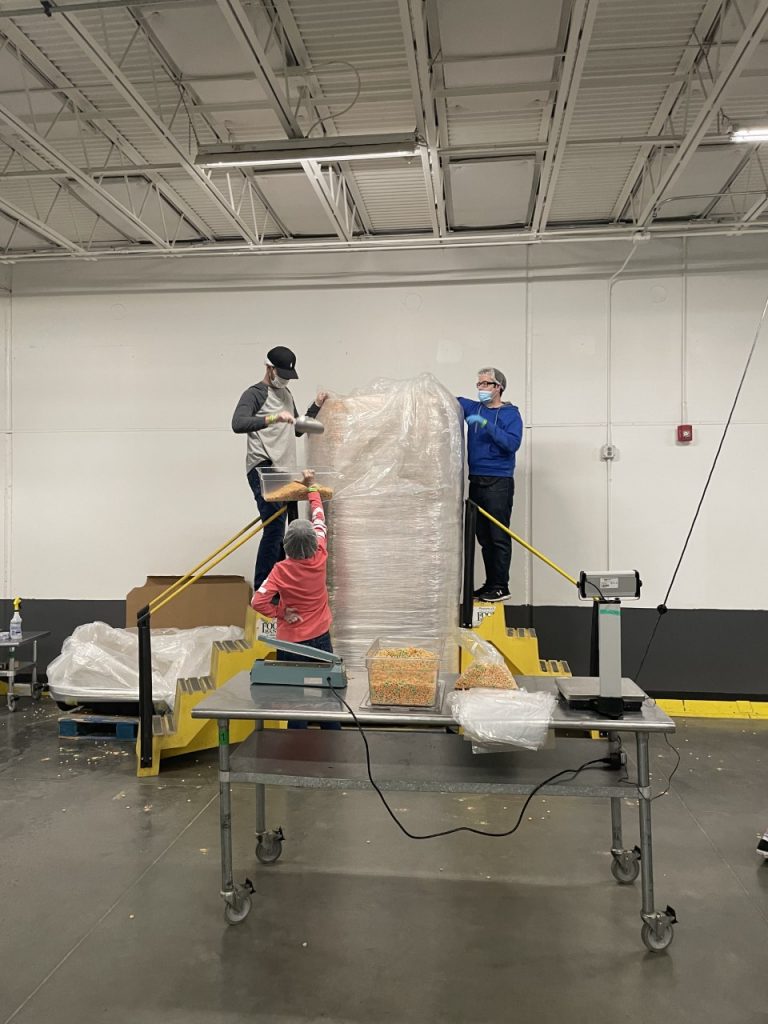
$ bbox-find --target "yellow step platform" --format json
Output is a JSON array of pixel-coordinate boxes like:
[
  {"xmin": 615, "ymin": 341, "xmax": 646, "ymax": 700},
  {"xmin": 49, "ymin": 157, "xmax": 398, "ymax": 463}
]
[
  {"xmin": 465, "ymin": 603, "xmax": 571, "ymax": 678},
  {"xmin": 135, "ymin": 609, "xmax": 281, "ymax": 776}
]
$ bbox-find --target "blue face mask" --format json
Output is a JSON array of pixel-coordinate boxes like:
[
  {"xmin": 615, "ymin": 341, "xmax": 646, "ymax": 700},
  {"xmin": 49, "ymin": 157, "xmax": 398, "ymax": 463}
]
[{"xmin": 477, "ymin": 390, "xmax": 493, "ymax": 403}]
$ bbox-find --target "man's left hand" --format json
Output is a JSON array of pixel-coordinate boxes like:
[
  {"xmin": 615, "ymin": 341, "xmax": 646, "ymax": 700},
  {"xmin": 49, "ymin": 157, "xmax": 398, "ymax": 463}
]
[
  {"xmin": 466, "ymin": 414, "xmax": 487, "ymax": 427},
  {"xmin": 315, "ymin": 391, "xmax": 329, "ymax": 407}
]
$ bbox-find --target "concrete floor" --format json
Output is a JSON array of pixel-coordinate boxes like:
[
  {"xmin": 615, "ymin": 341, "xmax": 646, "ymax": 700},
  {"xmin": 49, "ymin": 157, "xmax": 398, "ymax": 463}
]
[{"xmin": 1, "ymin": 701, "xmax": 768, "ymax": 1024}]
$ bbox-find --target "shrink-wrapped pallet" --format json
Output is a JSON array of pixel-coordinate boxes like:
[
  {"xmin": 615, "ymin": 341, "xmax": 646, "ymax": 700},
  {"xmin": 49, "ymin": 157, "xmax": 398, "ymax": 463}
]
[{"xmin": 307, "ymin": 374, "xmax": 463, "ymax": 669}]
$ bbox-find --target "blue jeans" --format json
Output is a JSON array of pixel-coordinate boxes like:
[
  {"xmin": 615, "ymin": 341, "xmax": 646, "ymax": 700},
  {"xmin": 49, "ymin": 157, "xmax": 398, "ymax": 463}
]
[
  {"xmin": 247, "ymin": 464, "xmax": 286, "ymax": 590},
  {"xmin": 278, "ymin": 632, "xmax": 341, "ymax": 731}
]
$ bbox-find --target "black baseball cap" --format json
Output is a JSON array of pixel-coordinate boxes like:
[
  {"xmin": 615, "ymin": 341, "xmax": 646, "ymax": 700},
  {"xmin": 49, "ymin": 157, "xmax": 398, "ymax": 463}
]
[{"xmin": 266, "ymin": 345, "xmax": 298, "ymax": 380}]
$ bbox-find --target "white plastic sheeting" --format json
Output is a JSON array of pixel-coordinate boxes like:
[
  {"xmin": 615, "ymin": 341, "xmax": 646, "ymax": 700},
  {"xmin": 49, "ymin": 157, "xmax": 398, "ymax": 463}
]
[
  {"xmin": 307, "ymin": 374, "xmax": 464, "ymax": 670},
  {"xmin": 47, "ymin": 621, "xmax": 244, "ymax": 708},
  {"xmin": 447, "ymin": 688, "xmax": 557, "ymax": 751}
]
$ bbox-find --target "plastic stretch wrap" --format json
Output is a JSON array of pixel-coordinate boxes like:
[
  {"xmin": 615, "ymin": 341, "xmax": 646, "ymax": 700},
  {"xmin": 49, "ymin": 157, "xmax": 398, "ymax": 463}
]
[
  {"xmin": 47, "ymin": 622, "xmax": 244, "ymax": 708},
  {"xmin": 307, "ymin": 375, "xmax": 463, "ymax": 669},
  {"xmin": 447, "ymin": 689, "xmax": 556, "ymax": 751}
]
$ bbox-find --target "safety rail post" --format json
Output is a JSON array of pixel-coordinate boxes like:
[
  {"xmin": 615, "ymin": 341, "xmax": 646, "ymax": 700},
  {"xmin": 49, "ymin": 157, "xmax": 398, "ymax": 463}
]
[
  {"xmin": 461, "ymin": 498, "xmax": 477, "ymax": 628},
  {"xmin": 137, "ymin": 605, "xmax": 153, "ymax": 769}
]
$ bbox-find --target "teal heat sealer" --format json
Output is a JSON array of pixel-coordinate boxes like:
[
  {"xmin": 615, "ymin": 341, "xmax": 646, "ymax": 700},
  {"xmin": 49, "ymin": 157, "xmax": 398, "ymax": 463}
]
[{"xmin": 250, "ymin": 634, "xmax": 348, "ymax": 689}]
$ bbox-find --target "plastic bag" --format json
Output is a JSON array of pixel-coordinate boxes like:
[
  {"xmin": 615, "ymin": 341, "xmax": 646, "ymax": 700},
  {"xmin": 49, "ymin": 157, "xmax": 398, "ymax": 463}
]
[
  {"xmin": 447, "ymin": 688, "xmax": 556, "ymax": 751},
  {"xmin": 47, "ymin": 621, "xmax": 244, "ymax": 709},
  {"xmin": 454, "ymin": 628, "xmax": 517, "ymax": 690},
  {"xmin": 307, "ymin": 375, "xmax": 463, "ymax": 670}
]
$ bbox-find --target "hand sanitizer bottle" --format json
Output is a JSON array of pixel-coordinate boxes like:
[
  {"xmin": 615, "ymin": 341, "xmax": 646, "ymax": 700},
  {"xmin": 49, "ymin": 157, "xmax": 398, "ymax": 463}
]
[{"xmin": 9, "ymin": 597, "xmax": 22, "ymax": 641}]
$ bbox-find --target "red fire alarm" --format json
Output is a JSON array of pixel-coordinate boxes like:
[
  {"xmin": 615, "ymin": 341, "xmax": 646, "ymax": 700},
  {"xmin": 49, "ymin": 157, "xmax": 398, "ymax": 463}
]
[{"xmin": 677, "ymin": 424, "xmax": 694, "ymax": 444}]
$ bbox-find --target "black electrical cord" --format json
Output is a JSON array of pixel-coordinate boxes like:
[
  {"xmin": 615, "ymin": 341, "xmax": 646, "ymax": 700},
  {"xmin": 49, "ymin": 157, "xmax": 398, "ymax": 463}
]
[
  {"xmin": 635, "ymin": 290, "xmax": 768, "ymax": 682},
  {"xmin": 615, "ymin": 730, "xmax": 682, "ymax": 801},
  {"xmin": 327, "ymin": 684, "xmax": 613, "ymax": 839}
]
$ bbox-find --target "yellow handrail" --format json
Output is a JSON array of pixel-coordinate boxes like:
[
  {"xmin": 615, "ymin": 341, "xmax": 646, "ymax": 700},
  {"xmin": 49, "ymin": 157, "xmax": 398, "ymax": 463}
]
[
  {"xmin": 148, "ymin": 505, "xmax": 288, "ymax": 617},
  {"xmin": 469, "ymin": 500, "xmax": 578, "ymax": 588},
  {"xmin": 148, "ymin": 514, "xmax": 264, "ymax": 611}
]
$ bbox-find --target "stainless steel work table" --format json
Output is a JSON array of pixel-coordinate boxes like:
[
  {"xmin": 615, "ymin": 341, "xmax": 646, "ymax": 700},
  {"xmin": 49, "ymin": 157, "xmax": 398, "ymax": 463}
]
[
  {"xmin": 193, "ymin": 671, "xmax": 677, "ymax": 951},
  {"xmin": 0, "ymin": 631, "xmax": 50, "ymax": 711}
]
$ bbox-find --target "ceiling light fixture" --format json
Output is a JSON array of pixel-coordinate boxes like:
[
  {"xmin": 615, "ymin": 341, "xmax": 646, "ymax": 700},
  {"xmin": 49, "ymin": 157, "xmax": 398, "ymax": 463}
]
[
  {"xmin": 194, "ymin": 132, "xmax": 422, "ymax": 169},
  {"xmin": 730, "ymin": 127, "xmax": 768, "ymax": 143}
]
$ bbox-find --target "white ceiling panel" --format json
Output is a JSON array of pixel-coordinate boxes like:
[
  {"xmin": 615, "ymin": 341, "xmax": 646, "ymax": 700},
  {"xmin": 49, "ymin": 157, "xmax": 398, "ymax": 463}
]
[{"xmin": 449, "ymin": 157, "xmax": 535, "ymax": 227}]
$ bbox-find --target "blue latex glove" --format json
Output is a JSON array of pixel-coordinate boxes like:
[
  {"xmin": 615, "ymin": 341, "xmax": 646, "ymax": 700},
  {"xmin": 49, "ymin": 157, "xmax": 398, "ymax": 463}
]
[{"xmin": 466, "ymin": 414, "xmax": 487, "ymax": 427}]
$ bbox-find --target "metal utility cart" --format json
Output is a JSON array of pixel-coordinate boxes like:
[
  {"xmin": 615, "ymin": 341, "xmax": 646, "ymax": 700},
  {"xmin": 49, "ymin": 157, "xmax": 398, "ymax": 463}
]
[
  {"xmin": 0, "ymin": 631, "xmax": 50, "ymax": 711},
  {"xmin": 193, "ymin": 670, "xmax": 677, "ymax": 952}
]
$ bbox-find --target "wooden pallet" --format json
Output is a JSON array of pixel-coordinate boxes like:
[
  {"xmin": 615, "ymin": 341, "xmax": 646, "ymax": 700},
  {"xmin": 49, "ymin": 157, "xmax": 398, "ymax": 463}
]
[{"xmin": 59, "ymin": 712, "xmax": 140, "ymax": 741}]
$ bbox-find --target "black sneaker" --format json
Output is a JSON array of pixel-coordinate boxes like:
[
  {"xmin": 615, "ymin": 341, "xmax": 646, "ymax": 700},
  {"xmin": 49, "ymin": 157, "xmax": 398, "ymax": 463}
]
[
  {"xmin": 473, "ymin": 585, "xmax": 489, "ymax": 598},
  {"xmin": 477, "ymin": 587, "xmax": 510, "ymax": 603}
]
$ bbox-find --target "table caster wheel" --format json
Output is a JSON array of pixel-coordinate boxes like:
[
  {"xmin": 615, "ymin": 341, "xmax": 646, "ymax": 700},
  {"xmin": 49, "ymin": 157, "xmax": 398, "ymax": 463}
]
[
  {"xmin": 256, "ymin": 828, "xmax": 284, "ymax": 864},
  {"xmin": 7, "ymin": 695, "xmax": 17, "ymax": 712},
  {"xmin": 641, "ymin": 911, "xmax": 676, "ymax": 953},
  {"xmin": 224, "ymin": 892, "xmax": 252, "ymax": 925},
  {"xmin": 611, "ymin": 847, "xmax": 640, "ymax": 885}
]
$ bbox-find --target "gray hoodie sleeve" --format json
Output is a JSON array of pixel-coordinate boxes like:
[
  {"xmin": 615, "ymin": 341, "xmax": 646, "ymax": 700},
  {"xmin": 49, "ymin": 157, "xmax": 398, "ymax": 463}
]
[{"xmin": 231, "ymin": 384, "xmax": 270, "ymax": 433}]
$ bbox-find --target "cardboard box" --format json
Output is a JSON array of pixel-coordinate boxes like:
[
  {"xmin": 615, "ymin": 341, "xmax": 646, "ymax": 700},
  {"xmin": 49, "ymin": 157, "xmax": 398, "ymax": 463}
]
[{"xmin": 125, "ymin": 575, "xmax": 251, "ymax": 629}]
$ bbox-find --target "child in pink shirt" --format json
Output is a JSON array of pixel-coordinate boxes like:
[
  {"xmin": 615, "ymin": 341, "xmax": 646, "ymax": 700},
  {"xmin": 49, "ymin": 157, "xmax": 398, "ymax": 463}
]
[{"xmin": 251, "ymin": 469, "xmax": 332, "ymax": 650}]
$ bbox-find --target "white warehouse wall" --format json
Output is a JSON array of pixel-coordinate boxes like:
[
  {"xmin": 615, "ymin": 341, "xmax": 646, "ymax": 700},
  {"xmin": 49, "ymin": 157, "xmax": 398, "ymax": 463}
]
[{"xmin": 4, "ymin": 261, "xmax": 768, "ymax": 618}]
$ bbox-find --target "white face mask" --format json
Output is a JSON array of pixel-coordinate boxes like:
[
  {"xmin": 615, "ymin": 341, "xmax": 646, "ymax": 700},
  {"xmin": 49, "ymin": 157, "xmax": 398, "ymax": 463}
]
[{"xmin": 270, "ymin": 371, "xmax": 290, "ymax": 389}]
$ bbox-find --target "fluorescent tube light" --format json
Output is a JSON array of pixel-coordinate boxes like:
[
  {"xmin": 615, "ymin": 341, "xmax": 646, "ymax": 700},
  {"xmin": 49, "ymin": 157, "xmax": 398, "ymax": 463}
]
[
  {"xmin": 195, "ymin": 133, "xmax": 422, "ymax": 169},
  {"xmin": 731, "ymin": 127, "xmax": 768, "ymax": 143}
]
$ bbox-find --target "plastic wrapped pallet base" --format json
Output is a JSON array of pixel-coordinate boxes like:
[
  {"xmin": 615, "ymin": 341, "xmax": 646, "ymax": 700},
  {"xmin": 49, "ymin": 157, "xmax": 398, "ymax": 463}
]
[
  {"xmin": 447, "ymin": 689, "xmax": 557, "ymax": 751},
  {"xmin": 47, "ymin": 621, "xmax": 244, "ymax": 709},
  {"xmin": 307, "ymin": 374, "xmax": 463, "ymax": 670}
]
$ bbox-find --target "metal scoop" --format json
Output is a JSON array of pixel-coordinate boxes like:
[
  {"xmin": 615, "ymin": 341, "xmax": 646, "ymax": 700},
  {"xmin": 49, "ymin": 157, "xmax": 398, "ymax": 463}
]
[{"xmin": 295, "ymin": 415, "xmax": 325, "ymax": 435}]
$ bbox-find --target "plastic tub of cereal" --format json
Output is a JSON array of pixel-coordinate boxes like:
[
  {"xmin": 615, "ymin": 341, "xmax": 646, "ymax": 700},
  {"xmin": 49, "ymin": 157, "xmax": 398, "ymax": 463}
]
[
  {"xmin": 256, "ymin": 467, "xmax": 335, "ymax": 502},
  {"xmin": 366, "ymin": 638, "xmax": 443, "ymax": 707}
]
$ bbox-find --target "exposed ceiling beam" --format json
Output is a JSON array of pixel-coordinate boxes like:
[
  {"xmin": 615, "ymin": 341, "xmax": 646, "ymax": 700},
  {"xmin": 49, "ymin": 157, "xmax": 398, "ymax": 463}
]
[
  {"xmin": 0, "ymin": 193, "xmax": 84, "ymax": 253},
  {"xmin": 214, "ymin": 0, "xmax": 358, "ymax": 241},
  {"xmin": 269, "ymin": 0, "xmax": 374, "ymax": 235},
  {"xmin": 53, "ymin": 9, "xmax": 262, "ymax": 244},
  {"xmin": 633, "ymin": 0, "xmax": 768, "ymax": 227},
  {"xmin": 0, "ymin": 19, "xmax": 214, "ymax": 241},
  {"xmin": 532, "ymin": 0, "xmax": 599, "ymax": 235},
  {"xmin": 398, "ymin": 0, "xmax": 444, "ymax": 236},
  {"xmin": 610, "ymin": 0, "xmax": 728, "ymax": 222},
  {"xmin": 0, "ymin": 100, "xmax": 172, "ymax": 248}
]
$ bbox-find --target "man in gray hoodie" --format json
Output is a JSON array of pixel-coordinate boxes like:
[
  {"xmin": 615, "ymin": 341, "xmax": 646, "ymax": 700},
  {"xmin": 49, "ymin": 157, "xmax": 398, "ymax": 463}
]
[{"xmin": 232, "ymin": 346, "xmax": 327, "ymax": 588}]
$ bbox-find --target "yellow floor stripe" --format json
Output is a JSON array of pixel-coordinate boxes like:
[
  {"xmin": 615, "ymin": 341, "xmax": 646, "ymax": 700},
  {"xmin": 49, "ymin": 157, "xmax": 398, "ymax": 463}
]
[{"xmin": 656, "ymin": 698, "xmax": 768, "ymax": 720}]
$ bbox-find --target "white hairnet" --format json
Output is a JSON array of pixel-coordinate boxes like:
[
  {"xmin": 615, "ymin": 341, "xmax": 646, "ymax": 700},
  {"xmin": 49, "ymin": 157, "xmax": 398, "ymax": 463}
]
[{"xmin": 284, "ymin": 520, "xmax": 318, "ymax": 560}]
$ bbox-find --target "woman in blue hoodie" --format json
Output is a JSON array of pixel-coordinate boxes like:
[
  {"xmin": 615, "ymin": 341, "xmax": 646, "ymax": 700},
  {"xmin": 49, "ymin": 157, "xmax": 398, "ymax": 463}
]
[{"xmin": 458, "ymin": 367, "xmax": 523, "ymax": 602}]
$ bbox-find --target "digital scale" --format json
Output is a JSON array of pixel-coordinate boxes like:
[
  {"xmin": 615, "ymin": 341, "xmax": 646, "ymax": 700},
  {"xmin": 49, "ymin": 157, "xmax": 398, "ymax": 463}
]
[
  {"xmin": 556, "ymin": 569, "xmax": 644, "ymax": 719},
  {"xmin": 250, "ymin": 634, "xmax": 348, "ymax": 689}
]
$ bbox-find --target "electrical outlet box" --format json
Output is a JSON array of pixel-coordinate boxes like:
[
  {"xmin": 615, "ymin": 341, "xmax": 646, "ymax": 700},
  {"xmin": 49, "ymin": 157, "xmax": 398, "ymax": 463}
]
[
  {"xmin": 600, "ymin": 443, "xmax": 619, "ymax": 461},
  {"xmin": 677, "ymin": 424, "xmax": 693, "ymax": 444}
]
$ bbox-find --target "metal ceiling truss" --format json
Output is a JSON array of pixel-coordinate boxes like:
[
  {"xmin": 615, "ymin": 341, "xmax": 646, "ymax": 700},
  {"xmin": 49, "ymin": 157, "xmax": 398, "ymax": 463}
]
[
  {"xmin": 214, "ymin": 0, "xmax": 360, "ymax": 242},
  {"xmin": 617, "ymin": 0, "xmax": 768, "ymax": 228},
  {"xmin": 531, "ymin": 0, "xmax": 599, "ymax": 235},
  {"xmin": 423, "ymin": 0, "xmax": 455, "ymax": 232},
  {"xmin": 127, "ymin": 7, "xmax": 291, "ymax": 240},
  {"xmin": 269, "ymin": 0, "xmax": 374, "ymax": 236},
  {"xmin": 397, "ymin": 0, "xmax": 445, "ymax": 236},
  {"xmin": 0, "ymin": 19, "xmax": 215, "ymax": 242},
  {"xmin": 53, "ymin": 5, "xmax": 268, "ymax": 244}
]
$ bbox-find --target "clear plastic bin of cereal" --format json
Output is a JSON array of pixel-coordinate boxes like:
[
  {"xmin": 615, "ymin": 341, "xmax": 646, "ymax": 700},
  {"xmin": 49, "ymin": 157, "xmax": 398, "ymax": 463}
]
[{"xmin": 366, "ymin": 637, "xmax": 444, "ymax": 707}]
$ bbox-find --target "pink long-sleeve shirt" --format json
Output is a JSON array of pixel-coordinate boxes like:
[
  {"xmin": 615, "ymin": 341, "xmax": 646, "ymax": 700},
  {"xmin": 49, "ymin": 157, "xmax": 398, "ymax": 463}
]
[{"xmin": 250, "ymin": 490, "xmax": 332, "ymax": 642}]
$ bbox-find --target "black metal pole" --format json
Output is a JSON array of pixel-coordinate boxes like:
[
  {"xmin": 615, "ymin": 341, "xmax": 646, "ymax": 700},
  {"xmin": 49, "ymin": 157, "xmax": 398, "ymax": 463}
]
[
  {"xmin": 461, "ymin": 498, "xmax": 477, "ymax": 628},
  {"xmin": 137, "ymin": 605, "xmax": 153, "ymax": 769}
]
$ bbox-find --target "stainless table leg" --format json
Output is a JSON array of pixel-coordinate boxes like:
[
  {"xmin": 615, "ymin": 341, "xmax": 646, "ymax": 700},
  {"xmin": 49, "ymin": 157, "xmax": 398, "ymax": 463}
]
[
  {"xmin": 31, "ymin": 639, "xmax": 41, "ymax": 700},
  {"xmin": 7, "ymin": 649, "xmax": 16, "ymax": 711},
  {"xmin": 219, "ymin": 719, "xmax": 251, "ymax": 925},
  {"xmin": 254, "ymin": 720, "xmax": 284, "ymax": 864},
  {"xmin": 636, "ymin": 730, "xmax": 676, "ymax": 951},
  {"xmin": 609, "ymin": 731, "xmax": 640, "ymax": 884}
]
